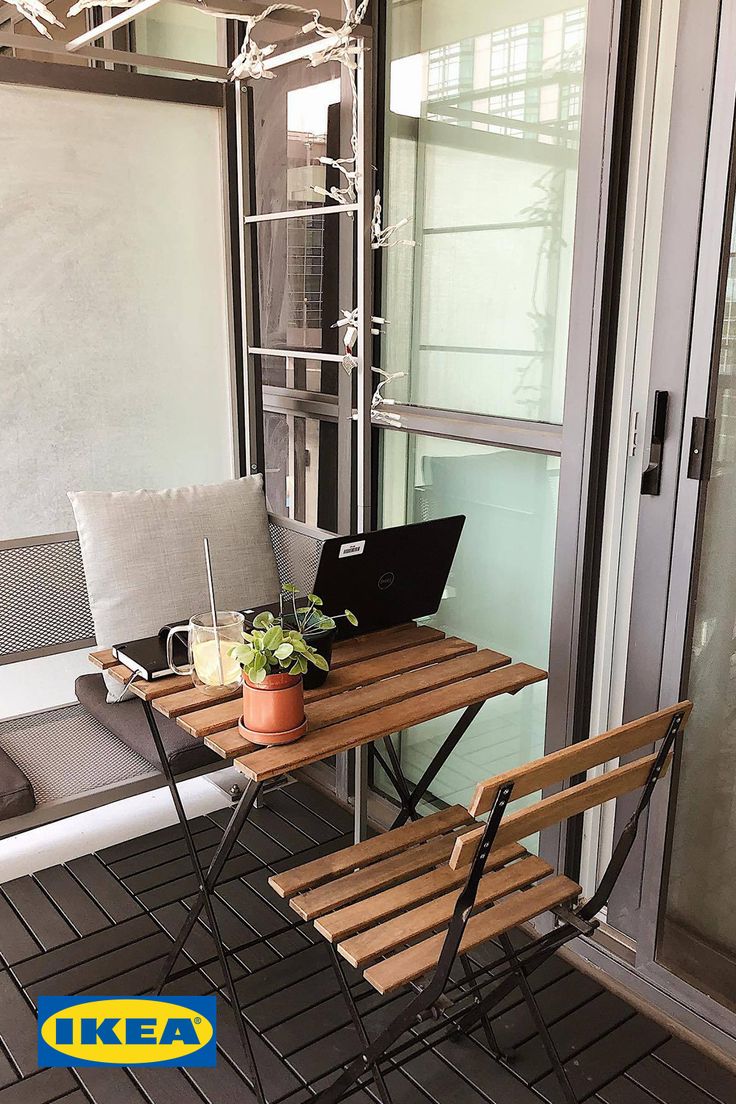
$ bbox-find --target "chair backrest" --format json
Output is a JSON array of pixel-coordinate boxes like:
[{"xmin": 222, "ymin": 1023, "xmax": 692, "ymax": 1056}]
[{"xmin": 450, "ymin": 701, "xmax": 692, "ymax": 869}]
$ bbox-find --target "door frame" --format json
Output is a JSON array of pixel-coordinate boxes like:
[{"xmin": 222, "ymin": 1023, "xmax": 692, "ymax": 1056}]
[{"xmin": 576, "ymin": 0, "xmax": 736, "ymax": 1053}]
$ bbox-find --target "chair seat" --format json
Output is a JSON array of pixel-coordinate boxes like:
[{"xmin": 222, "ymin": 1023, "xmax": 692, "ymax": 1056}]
[{"xmin": 269, "ymin": 806, "xmax": 581, "ymax": 996}]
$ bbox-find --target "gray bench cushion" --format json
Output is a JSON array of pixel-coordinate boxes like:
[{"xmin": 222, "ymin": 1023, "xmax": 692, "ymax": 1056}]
[
  {"xmin": 0, "ymin": 746, "xmax": 35, "ymax": 821},
  {"xmin": 75, "ymin": 674, "xmax": 219, "ymax": 775}
]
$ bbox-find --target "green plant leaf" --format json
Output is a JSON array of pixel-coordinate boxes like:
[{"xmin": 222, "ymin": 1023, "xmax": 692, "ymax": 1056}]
[
  {"xmin": 262, "ymin": 625, "xmax": 283, "ymax": 651},
  {"xmin": 345, "ymin": 609, "xmax": 358, "ymax": 626},
  {"xmin": 274, "ymin": 642, "xmax": 293, "ymax": 660},
  {"xmin": 282, "ymin": 583, "xmax": 299, "ymax": 594},
  {"xmin": 251, "ymin": 652, "xmax": 266, "ymax": 672},
  {"xmin": 252, "ymin": 611, "xmax": 274, "ymax": 629},
  {"xmin": 319, "ymin": 616, "xmax": 336, "ymax": 630},
  {"xmin": 250, "ymin": 666, "xmax": 267, "ymax": 684},
  {"xmin": 310, "ymin": 652, "xmax": 329, "ymax": 671},
  {"xmin": 307, "ymin": 593, "xmax": 323, "ymax": 607}
]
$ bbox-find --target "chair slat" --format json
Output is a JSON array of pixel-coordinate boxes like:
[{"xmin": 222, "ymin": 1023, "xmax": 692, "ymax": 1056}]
[
  {"xmin": 470, "ymin": 701, "xmax": 692, "ymax": 816},
  {"xmin": 290, "ymin": 830, "xmax": 475, "ymax": 921},
  {"xmin": 452, "ymin": 750, "xmax": 672, "ymax": 870},
  {"xmin": 339, "ymin": 854, "xmax": 552, "ymax": 968},
  {"xmin": 363, "ymin": 875, "xmax": 581, "ymax": 995},
  {"xmin": 238, "ymin": 663, "xmax": 547, "ymax": 783},
  {"xmin": 269, "ymin": 804, "xmax": 473, "ymax": 900},
  {"xmin": 314, "ymin": 842, "xmax": 527, "ymax": 944}
]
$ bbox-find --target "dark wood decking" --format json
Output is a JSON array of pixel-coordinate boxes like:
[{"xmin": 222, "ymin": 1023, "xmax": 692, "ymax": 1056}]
[{"xmin": 0, "ymin": 781, "xmax": 734, "ymax": 1104}]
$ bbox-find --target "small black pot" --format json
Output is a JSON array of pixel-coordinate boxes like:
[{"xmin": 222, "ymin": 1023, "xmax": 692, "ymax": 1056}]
[{"xmin": 302, "ymin": 626, "xmax": 336, "ymax": 690}]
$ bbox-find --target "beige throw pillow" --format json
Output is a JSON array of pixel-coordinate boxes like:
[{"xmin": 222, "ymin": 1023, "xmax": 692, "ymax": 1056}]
[{"xmin": 69, "ymin": 476, "xmax": 280, "ymax": 700}]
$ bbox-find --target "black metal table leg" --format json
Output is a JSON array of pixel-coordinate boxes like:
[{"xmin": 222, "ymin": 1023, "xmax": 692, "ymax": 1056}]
[
  {"xmin": 382, "ymin": 735, "xmax": 420, "ymax": 823},
  {"xmin": 141, "ymin": 700, "xmax": 266, "ymax": 1104},
  {"xmin": 154, "ymin": 776, "xmax": 262, "ymax": 995},
  {"xmin": 389, "ymin": 701, "xmax": 485, "ymax": 829}
]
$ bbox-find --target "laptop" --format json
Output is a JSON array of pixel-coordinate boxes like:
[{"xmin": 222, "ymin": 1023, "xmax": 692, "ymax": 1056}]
[
  {"xmin": 307, "ymin": 515, "xmax": 465, "ymax": 637},
  {"xmin": 113, "ymin": 515, "xmax": 465, "ymax": 678}
]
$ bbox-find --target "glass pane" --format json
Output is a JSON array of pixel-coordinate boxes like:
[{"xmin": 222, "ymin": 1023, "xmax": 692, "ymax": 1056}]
[
  {"xmin": 378, "ymin": 432, "xmax": 559, "ymax": 814},
  {"xmin": 134, "ymin": 2, "xmax": 219, "ymax": 70},
  {"xmin": 381, "ymin": 2, "xmax": 586, "ymax": 423},
  {"xmin": 259, "ymin": 354, "xmax": 341, "ymax": 396},
  {"xmin": 658, "ymin": 221, "xmax": 736, "ymax": 1011},
  {"xmin": 264, "ymin": 411, "xmax": 343, "ymax": 531},
  {"xmin": 252, "ymin": 213, "xmax": 354, "ymax": 354},
  {"xmin": 252, "ymin": 64, "xmax": 351, "ymax": 216}
]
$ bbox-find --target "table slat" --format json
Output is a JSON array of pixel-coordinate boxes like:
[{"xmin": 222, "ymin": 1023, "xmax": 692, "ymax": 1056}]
[
  {"xmin": 154, "ymin": 684, "xmax": 241, "ymax": 718},
  {"xmin": 177, "ymin": 637, "xmax": 491, "ymax": 739},
  {"xmin": 235, "ymin": 662, "xmax": 547, "ymax": 782},
  {"xmin": 330, "ymin": 624, "xmax": 444, "ymax": 669},
  {"xmin": 305, "ymin": 648, "xmax": 509, "ymax": 732},
  {"xmin": 88, "ymin": 649, "xmax": 117, "ymax": 670}
]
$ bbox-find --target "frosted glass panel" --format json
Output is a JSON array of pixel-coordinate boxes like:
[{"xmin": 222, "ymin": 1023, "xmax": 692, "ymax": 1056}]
[
  {"xmin": 379, "ymin": 432, "xmax": 558, "ymax": 810},
  {"xmin": 381, "ymin": 1, "xmax": 586, "ymax": 423},
  {"xmin": 0, "ymin": 84, "xmax": 234, "ymax": 540}
]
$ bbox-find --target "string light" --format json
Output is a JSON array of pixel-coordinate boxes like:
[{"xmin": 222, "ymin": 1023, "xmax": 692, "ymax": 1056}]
[{"xmin": 7, "ymin": 0, "xmax": 62, "ymax": 37}]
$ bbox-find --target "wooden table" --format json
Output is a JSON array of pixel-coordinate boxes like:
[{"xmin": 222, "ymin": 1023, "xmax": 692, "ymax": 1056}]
[
  {"xmin": 91, "ymin": 621, "xmax": 545, "ymax": 805},
  {"xmin": 90, "ymin": 622, "xmax": 545, "ymax": 1100}
]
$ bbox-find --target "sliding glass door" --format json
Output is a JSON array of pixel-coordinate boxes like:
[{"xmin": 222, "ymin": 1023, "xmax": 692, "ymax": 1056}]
[
  {"xmin": 373, "ymin": 0, "xmax": 623, "ymax": 829},
  {"xmin": 599, "ymin": 0, "xmax": 736, "ymax": 1046}
]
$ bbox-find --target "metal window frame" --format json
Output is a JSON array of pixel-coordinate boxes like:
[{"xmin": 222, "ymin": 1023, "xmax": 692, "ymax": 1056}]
[
  {"xmin": 368, "ymin": 0, "xmax": 639, "ymax": 880},
  {"xmin": 237, "ymin": 25, "xmax": 374, "ymax": 539}
]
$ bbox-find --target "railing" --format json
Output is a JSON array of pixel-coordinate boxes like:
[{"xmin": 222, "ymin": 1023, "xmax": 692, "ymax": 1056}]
[{"xmin": 0, "ymin": 515, "xmax": 330, "ymax": 665}]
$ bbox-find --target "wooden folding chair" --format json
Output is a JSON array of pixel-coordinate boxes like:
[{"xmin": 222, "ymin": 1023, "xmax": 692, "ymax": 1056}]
[{"xmin": 269, "ymin": 701, "xmax": 692, "ymax": 1104}]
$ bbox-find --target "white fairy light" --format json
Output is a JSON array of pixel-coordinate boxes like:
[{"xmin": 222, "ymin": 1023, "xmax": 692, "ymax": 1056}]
[
  {"xmin": 67, "ymin": 0, "xmax": 135, "ymax": 14},
  {"xmin": 229, "ymin": 34, "xmax": 277, "ymax": 81},
  {"xmin": 9, "ymin": 0, "xmax": 63, "ymax": 38},
  {"xmin": 371, "ymin": 365, "xmax": 405, "ymax": 408},
  {"xmin": 371, "ymin": 191, "xmax": 415, "ymax": 250}
]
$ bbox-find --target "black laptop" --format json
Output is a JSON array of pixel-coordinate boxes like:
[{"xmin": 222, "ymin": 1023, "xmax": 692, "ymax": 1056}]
[
  {"xmin": 113, "ymin": 515, "xmax": 465, "ymax": 677},
  {"xmin": 307, "ymin": 515, "xmax": 465, "ymax": 636}
]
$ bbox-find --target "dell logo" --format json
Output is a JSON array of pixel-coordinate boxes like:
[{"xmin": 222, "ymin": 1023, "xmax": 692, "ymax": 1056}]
[{"xmin": 377, "ymin": 571, "xmax": 395, "ymax": 591}]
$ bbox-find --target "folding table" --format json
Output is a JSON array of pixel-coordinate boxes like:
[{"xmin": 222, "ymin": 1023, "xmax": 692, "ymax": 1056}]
[{"xmin": 89, "ymin": 623, "xmax": 546, "ymax": 1102}]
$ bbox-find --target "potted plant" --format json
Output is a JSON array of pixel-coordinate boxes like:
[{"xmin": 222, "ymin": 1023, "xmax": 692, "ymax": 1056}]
[
  {"xmin": 279, "ymin": 584, "xmax": 358, "ymax": 689},
  {"xmin": 230, "ymin": 622, "xmax": 328, "ymax": 746}
]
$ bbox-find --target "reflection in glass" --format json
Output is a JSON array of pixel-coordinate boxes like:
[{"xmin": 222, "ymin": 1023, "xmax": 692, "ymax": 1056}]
[
  {"xmin": 659, "ymin": 219, "xmax": 736, "ymax": 1011},
  {"xmin": 382, "ymin": 3, "xmax": 586, "ymax": 422},
  {"xmin": 379, "ymin": 432, "xmax": 559, "ymax": 812}
]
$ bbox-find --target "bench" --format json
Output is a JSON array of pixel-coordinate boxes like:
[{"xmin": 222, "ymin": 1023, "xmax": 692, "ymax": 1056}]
[
  {"xmin": 0, "ymin": 515, "xmax": 329, "ymax": 831},
  {"xmin": 270, "ymin": 701, "xmax": 692, "ymax": 1104}
]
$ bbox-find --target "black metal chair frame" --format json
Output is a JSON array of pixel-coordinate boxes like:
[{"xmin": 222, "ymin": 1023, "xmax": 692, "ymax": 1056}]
[{"xmin": 312, "ymin": 708, "xmax": 687, "ymax": 1104}]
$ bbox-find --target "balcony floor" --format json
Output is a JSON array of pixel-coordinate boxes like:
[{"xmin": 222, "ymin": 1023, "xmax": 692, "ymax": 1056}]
[{"xmin": 0, "ymin": 780, "xmax": 734, "ymax": 1104}]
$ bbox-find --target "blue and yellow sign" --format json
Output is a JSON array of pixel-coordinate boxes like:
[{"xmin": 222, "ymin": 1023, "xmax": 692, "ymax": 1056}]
[{"xmin": 38, "ymin": 996, "xmax": 217, "ymax": 1068}]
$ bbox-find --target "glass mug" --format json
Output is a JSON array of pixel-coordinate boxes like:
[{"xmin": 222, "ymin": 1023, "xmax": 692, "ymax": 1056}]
[{"xmin": 166, "ymin": 612, "xmax": 244, "ymax": 694}]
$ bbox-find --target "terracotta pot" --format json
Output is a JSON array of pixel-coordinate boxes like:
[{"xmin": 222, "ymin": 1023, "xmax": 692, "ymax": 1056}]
[{"xmin": 240, "ymin": 671, "xmax": 307, "ymax": 746}]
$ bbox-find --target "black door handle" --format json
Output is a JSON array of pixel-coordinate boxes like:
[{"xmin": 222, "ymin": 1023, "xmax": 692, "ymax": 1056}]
[{"xmin": 641, "ymin": 390, "xmax": 669, "ymax": 495}]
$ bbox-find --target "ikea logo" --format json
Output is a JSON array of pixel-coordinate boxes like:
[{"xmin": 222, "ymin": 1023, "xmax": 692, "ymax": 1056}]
[{"xmin": 38, "ymin": 996, "xmax": 216, "ymax": 1068}]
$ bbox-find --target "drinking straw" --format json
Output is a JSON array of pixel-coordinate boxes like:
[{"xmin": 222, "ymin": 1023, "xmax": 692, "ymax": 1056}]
[{"xmin": 203, "ymin": 536, "xmax": 225, "ymax": 685}]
